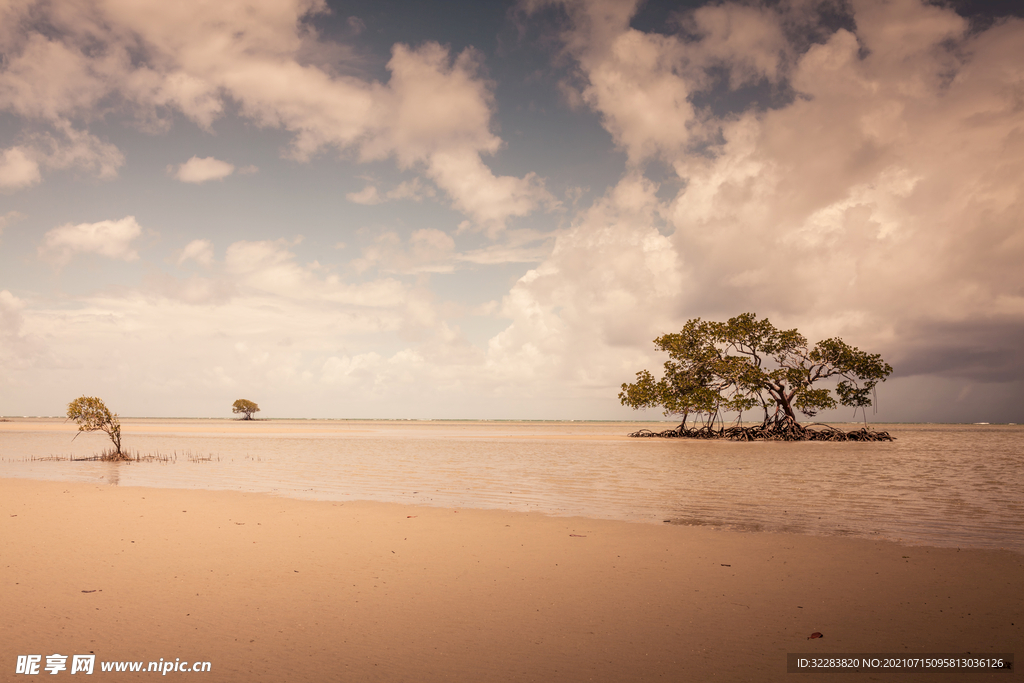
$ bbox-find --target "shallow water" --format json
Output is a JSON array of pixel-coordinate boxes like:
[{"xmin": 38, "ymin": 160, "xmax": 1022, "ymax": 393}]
[{"xmin": 1, "ymin": 418, "xmax": 1021, "ymax": 552}]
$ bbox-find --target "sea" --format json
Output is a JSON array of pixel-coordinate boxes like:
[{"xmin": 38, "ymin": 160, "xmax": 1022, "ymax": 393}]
[{"xmin": 1, "ymin": 418, "xmax": 1021, "ymax": 553}]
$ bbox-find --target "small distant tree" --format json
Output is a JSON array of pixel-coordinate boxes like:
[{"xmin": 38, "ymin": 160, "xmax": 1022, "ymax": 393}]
[
  {"xmin": 66, "ymin": 396, "xmax": 127, "ymax": 460},
  {"xmin": 232, "ymin": 399, "xmax": 260, "ymax": 420}
]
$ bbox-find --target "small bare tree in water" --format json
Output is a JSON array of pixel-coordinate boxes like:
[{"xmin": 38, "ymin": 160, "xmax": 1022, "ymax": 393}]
[{"xmin": 66, "ymin": 396, "xmax": 128, "ymax": 460}]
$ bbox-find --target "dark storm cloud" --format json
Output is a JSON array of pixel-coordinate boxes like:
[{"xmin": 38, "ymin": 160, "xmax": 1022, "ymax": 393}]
[{"xmin": 891, "ymin": 318, "xmax": 1024, "ymax": 383}]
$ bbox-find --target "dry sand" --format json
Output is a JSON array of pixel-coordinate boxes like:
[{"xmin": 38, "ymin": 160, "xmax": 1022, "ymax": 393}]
[{"xmin": 2, "ymin": 478, "xmax": 1020, "ymax": 681}]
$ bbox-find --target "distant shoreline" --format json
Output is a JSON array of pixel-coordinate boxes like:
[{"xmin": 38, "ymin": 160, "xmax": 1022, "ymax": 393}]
[{"xmin": 1, "ymin": 415, "xmax": 1019, "ymax": 425}]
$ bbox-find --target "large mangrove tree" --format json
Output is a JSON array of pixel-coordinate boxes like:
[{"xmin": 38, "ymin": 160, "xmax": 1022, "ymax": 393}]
[{"xmin": 619, "ymin": 313, "xmax": 894, "ymax": 441}]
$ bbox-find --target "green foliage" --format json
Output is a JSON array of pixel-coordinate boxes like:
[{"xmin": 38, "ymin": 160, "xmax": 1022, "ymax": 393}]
[
  {"xmin": 620, "ymin": 313, "xmax": 893, "ymax": 427},
  {"xmin": 232, "ymin": 399, "xmax": 260, "ymax": 420},
  {"xmin": 66, "ymin": 396, "xmax": 124, "ymax": 457}
]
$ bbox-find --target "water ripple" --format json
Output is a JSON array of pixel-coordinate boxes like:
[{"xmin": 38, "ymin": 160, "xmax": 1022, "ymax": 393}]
[{"xmin": 1, "ymin": 419, "xmax": 1021, "ymax": 552}]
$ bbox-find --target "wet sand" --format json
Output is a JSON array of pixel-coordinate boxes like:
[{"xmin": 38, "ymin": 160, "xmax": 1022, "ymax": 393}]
[{"xmin": 2, "ymin": 477, "xmax": 1021, "ymax": 681}]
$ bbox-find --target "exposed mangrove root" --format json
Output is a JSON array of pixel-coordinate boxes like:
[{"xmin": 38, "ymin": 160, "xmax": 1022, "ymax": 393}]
[
  {"xmin": 71, "ymin": 448, "xmax": 165, "ymax": 462},
  {"xmin": 69, "ymin": 448, "xmax": 219, "ymax": 462},
  {"xmin": 629, "ymin": 417, "xmax": 893, "ymax": 441},
  {"xmin": 102, "ymin": 448, "xmax": 135, "ymax": 462},
  {"xmin": 25, "ymin": 449, "xmax": 221, "ymax": 463}
]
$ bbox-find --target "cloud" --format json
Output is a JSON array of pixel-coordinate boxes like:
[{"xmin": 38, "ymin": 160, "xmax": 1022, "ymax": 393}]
[
  {"xmin": 360, "ymin": 42, "xmax": 557, "ymax": 229},
  {"xmin": 178, "ymin": 239, "xmax": 215, "ymax": 267},
  {"xmin": 485, "ymin": 174, "xmax": 682, "ymax": 390},
  {"xmin": 682, "ymin": 3, "xmax": 789, "ymax": 88},
  {"xmin": 33, "ymin": 120, "xmax": 124, "ymax": 178},
  {"xmin": 346, "ymin": 16, "xmax": 366, "ymax": 36},
  {"xmin": 223, "ymin": 238, "xmax": 411, "ymax": 309},
  {"xmin": 456, "ymin": 228, "xmax": 554, "ymax": 265},
  {"xmin": 346, "ymin": 177, "xmax": 437, "ymax": 205},
  {"xmin": 350, "ymin": 226, "xmax": 555, "ymax": 275},
  {"xmin": 0, "ymin": 31, "xmax": 110, "ymax": 120},
  {"xmin": 40, "ymin": 216, "xmax": 143, "ymax": 266},
  {"xmin": 556, "ymin": 5, "xmax": 696, "ymax": 165},
  {"xmin": 890, "ymin": 317, "xmax": 1024, "ymax": 383},
  {"xmin": 0, "ymin": 2, "xmax": 550, "ymax": 229},
  {"xmin": 0, "ymin": 121, "xmax": 123, "ymax": 190},
  {"xmin": 320, "ymin": 352, "xmax": 383, "ymax": 385},
  {"xmin": 0, "ymin": 147, "xmax": 41, "ymax": 190},
  {"xmin": 2, "ymin": 0, "xmax": 1021, "ymax": 420},
  {"xmin": 497, "ymin": 0, "xmax": 1024, "ymax": 412},
  {"xmin": 352, "ymin": 229, "xmax": 457, "ymax": 274},
  {"xmin": 0, "ymin": 236, "xmax": 471, "ymax": 415},
  {"xmin": 532, "ymin": 0, "xmax": 789, "ymax": 166},
  {"xmin": 423, "ymin": 150, "xmax": 553, "ymax": 234},
  {"xmin": 346, "ymin": 185, "xmax": 382, "ymax": 205},
  {"xmin": 386, "ymin": 177, "xmax": 435, "ymax": 201},
  {"xmin": 172, "ymin": 156, "xmax": 235, "ymax": 183}
]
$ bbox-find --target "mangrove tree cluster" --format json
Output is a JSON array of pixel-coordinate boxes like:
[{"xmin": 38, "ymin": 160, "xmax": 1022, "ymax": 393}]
[{"xmin": 620, "ymin": 313, "xmax": 894, "ymax": 441}]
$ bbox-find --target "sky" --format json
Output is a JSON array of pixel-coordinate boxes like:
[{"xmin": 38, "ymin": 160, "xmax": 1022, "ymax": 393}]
[{"xmin": 1, "ymin": 0, "xmax": 1022, "ymax": 423}]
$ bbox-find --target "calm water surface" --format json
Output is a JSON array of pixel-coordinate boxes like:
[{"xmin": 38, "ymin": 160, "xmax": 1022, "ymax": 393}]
[{"xmin": 1, "ymin": 419, "xmax": 1021, "ymax": 552}]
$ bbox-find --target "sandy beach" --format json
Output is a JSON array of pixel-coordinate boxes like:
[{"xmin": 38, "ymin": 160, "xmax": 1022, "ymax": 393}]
[{"xmin": 2, "ymin": 477, "xmax": 1020, "ymax": 681}]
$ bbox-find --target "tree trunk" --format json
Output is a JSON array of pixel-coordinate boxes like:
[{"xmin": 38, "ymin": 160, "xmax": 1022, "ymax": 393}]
[
  {"xmin": 764, "ymin": 383, "xmax": 797, "ymax": 424},
  {"xmin": 779, "ymin": 398, "xmax": 797, "ymax": 421}
]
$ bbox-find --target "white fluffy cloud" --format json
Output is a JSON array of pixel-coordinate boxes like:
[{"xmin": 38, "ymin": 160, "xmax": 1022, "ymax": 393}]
[
  {"xmin": 540, "ymin": 0, "xmax": 789, "ymax": 165},
  {"xmin": 178, "ymin": 239, "xmax": 215, "ymax": 266},
  {"xmin": 0, "ymin": 1, "xmax": 550, "ymax": 229},
  {"xmin": 1, "ymin": 0, "xmax": 1021, "ymax": 420},
  {"xmin": 172, "ymin": 156, "xmax": 235, "ymax": 183},
  {"xmin": 0, "ymin": 121, "xmax": 123, "ymax": 190},
  {"xmin": 2, "ymin": 235, "xmax": 467, "ymax": 416},
  {"xmin": 658, "ymin": 0, "xmax": 1024, "ymax": 335},
  {"xmin": 486, "ymin": 175, "xmax": 682, "ymax": 392},
  {"xmin": 39, "ymin": 216, "xmax": 143, "ymax": 266},
  {"xmin": 360, "ymin": 42, "xmax": 556, "ymax": 229},
  {"xmin": 498, "ymin": 0, "xmax": 1024, "ymax": 412},
  {"xmin": 222, "ymin": 239, "xmax": 411, "ymax": 309},
  {"xmin": 346, "ymin": 185, "xmax": 383, "ymax": 205},
  {"xmin": 0, "ymin": 147, "xmax": 40, "ymax": 189}
]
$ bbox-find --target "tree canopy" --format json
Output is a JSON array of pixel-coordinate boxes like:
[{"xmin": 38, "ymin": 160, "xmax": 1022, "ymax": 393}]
[
  {"xmin": 67, "ymin": 396, "xmax": 127, "ymax": 459},
  {"xmin": 619, "ymin": 313, "xmax": 893, "ymax": 440},
  {"xmin": 232, "ymin": 399, "xmax": 260, "ymax": 420}
]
